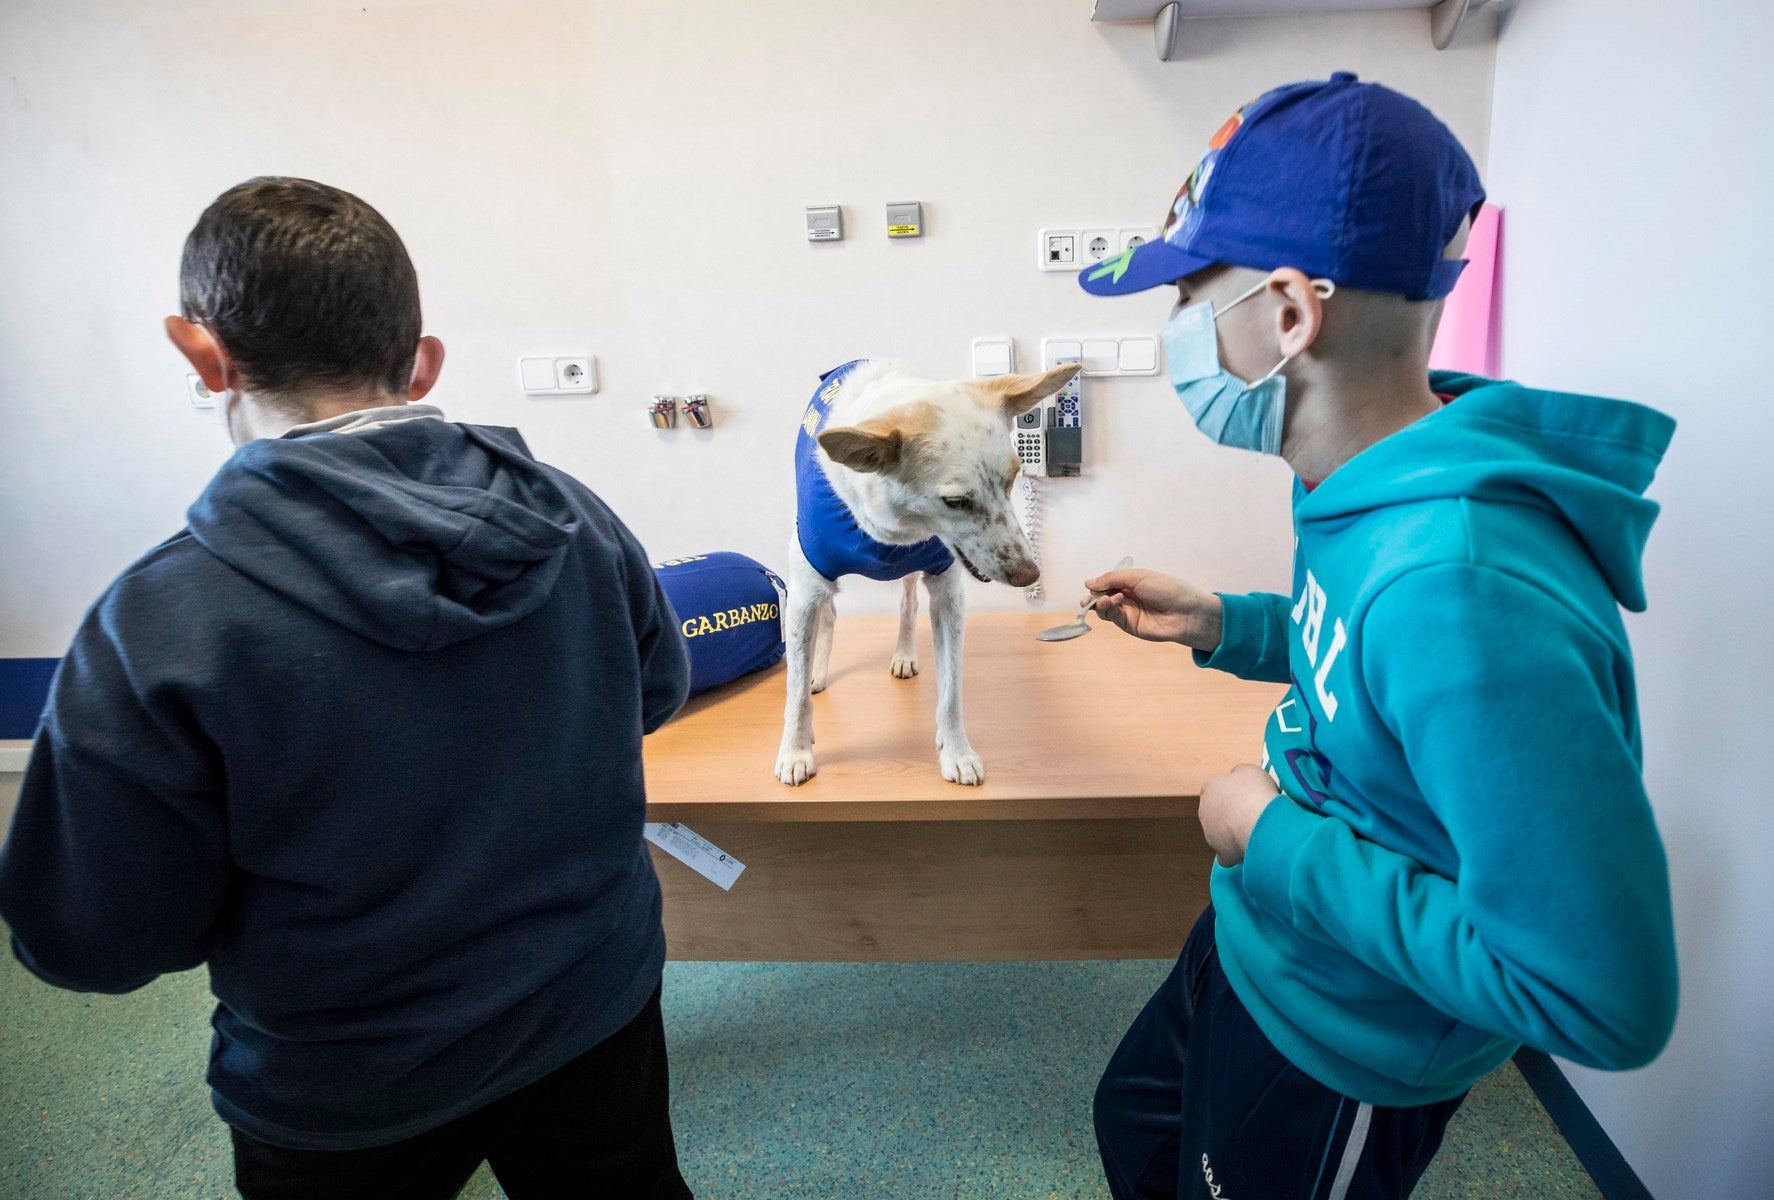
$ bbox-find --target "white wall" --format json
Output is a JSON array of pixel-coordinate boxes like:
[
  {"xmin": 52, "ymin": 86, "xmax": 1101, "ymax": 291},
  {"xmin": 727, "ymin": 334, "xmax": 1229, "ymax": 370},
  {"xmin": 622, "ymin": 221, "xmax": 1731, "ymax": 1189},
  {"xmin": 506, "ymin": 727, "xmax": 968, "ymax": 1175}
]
[
  {"xmin": 0, "ymin": 0, "xmax": 1494, "ymax": 653},
  {"xmin": 1485, "ymin": 1, "xmax": 1774, "ymax": 1195}
]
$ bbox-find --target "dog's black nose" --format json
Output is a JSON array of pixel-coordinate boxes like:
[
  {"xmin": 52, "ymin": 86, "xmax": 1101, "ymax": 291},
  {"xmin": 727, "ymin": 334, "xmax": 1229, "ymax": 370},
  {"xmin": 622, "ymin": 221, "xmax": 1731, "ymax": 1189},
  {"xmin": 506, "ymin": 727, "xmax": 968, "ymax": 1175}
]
[{"xmin": 1007, "ymin": 564, "xmax": 1040, "ymax": 589}]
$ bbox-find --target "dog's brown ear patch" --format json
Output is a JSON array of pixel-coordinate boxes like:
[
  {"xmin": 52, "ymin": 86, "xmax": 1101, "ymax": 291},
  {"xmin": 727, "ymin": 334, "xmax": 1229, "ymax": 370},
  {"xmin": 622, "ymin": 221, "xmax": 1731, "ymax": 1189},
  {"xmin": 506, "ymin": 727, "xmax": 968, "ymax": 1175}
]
[
  {"xmin": 819, "ymin": 421, "xmax": 905, "ymax": 474},
  {"xmin": 975, "ymin": 364, "xmax": 1082, "ymax": 416},
  {"xmin": 818, "ymin": 403, "xmax": 939, "ymax": 474}
]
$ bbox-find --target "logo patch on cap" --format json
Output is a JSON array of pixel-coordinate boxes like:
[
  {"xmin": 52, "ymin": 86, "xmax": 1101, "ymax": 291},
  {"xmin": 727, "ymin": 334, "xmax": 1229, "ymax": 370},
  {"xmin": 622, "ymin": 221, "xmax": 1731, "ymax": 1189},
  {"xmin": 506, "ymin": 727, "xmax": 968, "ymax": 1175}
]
[{"xmin": 1162, "ymin": 103, "xmax": 1252, "ymax": 249}]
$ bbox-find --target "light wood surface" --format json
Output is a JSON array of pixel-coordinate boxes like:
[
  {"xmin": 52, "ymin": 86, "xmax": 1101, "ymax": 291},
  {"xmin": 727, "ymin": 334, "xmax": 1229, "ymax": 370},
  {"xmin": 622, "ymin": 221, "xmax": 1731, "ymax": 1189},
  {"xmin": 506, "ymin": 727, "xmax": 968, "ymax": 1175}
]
[
  {"xmin": 644, "ymin": 611, "xmax": 1282, "ymax": 960},
  {"xmin": 651, "ymin": 817, "xmax": 1210, "ymax": 961},
  {"xmin": 643, "ymin": 610, "xmax": 1285, "ymax": 824}
]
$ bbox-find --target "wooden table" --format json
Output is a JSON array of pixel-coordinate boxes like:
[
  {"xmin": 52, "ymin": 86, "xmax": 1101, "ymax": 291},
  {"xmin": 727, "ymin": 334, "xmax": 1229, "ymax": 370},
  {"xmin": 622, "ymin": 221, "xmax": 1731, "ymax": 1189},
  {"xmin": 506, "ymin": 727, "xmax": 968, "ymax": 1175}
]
[{"xmin": 643, "ymin": 611, "xmax": 1284, "ymax": 961}]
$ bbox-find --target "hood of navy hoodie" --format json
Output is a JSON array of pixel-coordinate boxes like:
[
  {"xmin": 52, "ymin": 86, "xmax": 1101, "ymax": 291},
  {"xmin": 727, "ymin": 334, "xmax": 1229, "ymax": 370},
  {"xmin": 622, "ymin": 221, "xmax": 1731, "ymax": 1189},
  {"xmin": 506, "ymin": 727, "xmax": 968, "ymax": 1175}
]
[
  {"xmin": 188, "ymin": 416, "xmax": 577, "ymax": 651},
  {"xmin": 1295, "ymin": 371, "xmax": 1676, "ymax": 612}
]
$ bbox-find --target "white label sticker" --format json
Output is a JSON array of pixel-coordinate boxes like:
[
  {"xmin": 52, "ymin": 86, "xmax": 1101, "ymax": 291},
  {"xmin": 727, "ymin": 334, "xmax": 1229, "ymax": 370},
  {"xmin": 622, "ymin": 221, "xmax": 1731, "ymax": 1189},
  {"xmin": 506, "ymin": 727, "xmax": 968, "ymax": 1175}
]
[{"xmin": 643, "ymin": 822, "xmax": 746, "ymax": 891}]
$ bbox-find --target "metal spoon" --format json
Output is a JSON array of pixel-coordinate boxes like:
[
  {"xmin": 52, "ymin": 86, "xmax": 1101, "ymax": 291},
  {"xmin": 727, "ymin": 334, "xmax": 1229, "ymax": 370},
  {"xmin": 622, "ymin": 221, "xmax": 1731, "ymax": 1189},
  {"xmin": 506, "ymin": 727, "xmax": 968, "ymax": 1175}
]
[{"xmin": 1036, "ymin": 557, "xmax": 1134, "ymax": 642}]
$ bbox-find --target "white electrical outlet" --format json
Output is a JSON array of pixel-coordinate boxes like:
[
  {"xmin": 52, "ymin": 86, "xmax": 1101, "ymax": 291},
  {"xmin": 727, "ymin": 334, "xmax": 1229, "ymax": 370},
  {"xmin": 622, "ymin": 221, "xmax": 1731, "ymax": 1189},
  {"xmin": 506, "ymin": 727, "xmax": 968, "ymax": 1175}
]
[
  {"xmin": 186, "ymin": 373, "xmax": 215, "ymax": 409},
  {"xmin": 554, "ymin": 357, "xmax": 595, "ymax": 392},
  {"xmin": 1081, "ymin": 228, "xmax": 1118, "ymax": 265},
  {"xmin": 1119, "ymin": 227, "xmax": 1158, "ymax": 253},
  {"xmin": 519, "ymin": 355, "xmax": 598, "ymax": 395}
]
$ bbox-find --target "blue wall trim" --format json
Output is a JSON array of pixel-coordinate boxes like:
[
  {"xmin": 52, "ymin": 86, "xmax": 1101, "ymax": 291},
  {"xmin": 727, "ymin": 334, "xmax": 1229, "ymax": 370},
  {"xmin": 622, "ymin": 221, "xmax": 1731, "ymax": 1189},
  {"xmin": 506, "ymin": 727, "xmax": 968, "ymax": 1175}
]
[
  {"xmin": 1512, "ymin": 1048, "xmax": 1654, "ymax": 1200},
  {"xmin": 0, "ymin": 658, "xmax": 58, "ymax": 740}
]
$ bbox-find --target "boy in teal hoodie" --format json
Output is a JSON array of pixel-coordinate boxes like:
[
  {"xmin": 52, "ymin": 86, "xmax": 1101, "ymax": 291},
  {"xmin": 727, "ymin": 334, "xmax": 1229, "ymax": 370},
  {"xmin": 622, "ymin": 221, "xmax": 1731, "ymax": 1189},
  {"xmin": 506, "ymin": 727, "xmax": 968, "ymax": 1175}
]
[{"xmin": 1078, "ymin": 74, "xmax": 1677, "ymax": 1200}]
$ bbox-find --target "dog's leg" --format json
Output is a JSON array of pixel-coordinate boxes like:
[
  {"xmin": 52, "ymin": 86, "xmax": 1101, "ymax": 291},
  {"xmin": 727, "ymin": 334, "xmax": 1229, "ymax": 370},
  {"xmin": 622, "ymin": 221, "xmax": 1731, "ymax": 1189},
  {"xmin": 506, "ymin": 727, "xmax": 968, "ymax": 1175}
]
[
  {"xmin": 809, "ymin": 595, "xmax": 837, "ymax": 695},
  {"xmin": 890, "ymin": 573, "xmax": 921, "ymax": 679},
  {"xmin": 923, "ymin": 567, "xmax": 984, "ymax": 786},
  {"xmin": 776, "ymin": 547, "xmax": 834, "ymax": 786}
]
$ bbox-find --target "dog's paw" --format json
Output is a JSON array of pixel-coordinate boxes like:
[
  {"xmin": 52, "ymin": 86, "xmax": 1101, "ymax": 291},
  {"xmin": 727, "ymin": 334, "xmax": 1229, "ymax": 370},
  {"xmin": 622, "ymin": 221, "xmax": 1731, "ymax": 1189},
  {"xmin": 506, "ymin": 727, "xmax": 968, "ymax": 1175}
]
[
  {"xmin": 809, "ymin": 676, "xmax": 829, "ymax": 695},
  {"xmin": 940, "ymin": 747, "xmax": 986, "ymax": 787},
  {"xmin": 774, "ymin": 746, "xmax": 818, "ymax": 787},
  {"xmin": 889, "ymin": 654, "xmax": 919, "ymax": 679}
]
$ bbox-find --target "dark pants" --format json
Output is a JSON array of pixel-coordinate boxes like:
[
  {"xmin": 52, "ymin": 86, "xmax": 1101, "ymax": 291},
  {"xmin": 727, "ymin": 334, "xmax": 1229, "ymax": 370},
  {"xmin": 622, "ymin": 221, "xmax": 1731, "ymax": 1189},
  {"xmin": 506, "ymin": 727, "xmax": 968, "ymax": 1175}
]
[
  {"xmin": 231, "ymin": 985, "xmax": 692, "ymax": 1200},
  {"xmin": 1094, "ymin": 908, "xmax": 1466, "ymax": 1200}
]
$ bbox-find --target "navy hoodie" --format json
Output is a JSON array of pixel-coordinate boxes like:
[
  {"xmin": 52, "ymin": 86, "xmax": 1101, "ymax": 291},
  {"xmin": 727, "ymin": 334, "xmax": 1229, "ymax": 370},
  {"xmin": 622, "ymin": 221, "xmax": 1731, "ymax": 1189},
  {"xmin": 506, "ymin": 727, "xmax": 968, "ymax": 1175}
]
[{"xmin": 0, "ymin": 408, "xmax": 690, "ymax": 1149}]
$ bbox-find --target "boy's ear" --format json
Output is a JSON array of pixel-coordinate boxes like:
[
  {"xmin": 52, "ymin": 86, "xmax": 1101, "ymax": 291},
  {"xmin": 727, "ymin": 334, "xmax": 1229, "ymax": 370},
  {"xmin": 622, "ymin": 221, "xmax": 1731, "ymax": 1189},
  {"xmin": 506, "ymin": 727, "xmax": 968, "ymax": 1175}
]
[
  {"xmin": 409, "ymin": 335, "xmax": 445, "ymax": 400},
  {"xmin": 818, "ymin": 419, "xmax": 905, "ymax": 475},
  {"xmin": 1266, "ymin": 268, "xmax": 1330, "ymax": 359},
  {"xmin": 165, "ymin": 315, "xmax": 232, "ymax": 393},
  {"xmin": 974, "ymin": 364, "xmax": 1081, "ymax": 416}
]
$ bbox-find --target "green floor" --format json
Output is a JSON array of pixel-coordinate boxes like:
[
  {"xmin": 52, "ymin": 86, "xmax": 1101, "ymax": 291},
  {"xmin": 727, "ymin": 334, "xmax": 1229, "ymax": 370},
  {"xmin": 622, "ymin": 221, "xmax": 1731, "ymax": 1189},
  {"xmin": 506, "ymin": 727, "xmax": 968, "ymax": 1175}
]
[{"xmin": 1, "ymin": 953, "xmax": 1599, "ymax": 1199}]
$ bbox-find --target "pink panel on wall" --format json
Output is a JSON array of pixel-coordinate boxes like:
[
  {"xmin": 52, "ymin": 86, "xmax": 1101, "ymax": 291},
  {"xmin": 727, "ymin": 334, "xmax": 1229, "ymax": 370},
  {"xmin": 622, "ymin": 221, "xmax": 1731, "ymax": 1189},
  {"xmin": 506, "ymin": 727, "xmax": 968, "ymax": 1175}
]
[{"xmin": 1429, "ymin": 202, "xmax": 1503, "ymax": 378}]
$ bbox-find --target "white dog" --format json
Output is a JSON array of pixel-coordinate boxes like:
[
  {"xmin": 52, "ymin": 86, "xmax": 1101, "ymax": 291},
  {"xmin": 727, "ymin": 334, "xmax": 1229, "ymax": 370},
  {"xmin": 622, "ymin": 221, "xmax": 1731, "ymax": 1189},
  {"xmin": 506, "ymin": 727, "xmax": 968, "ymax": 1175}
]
[{"xmin": 775, "ymin": 359, "xmax": 1081, "ymax": 787}]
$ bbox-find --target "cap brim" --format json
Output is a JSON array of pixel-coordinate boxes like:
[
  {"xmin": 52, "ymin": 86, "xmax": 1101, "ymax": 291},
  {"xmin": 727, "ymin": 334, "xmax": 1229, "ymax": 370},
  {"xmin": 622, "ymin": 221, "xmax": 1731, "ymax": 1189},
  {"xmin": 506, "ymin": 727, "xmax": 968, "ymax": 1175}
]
[{"xmin": 1078, "ymin": 238, "xmax": 1214, "ymax": 296}]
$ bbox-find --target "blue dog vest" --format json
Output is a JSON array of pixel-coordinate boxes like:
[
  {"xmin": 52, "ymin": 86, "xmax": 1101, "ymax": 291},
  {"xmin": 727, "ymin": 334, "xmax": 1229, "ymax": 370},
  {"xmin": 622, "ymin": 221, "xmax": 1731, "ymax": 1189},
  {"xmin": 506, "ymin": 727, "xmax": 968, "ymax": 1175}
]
[
  {"xmin": 652, "ymin": 551, "xmax": 785, "ymax": 696},
  {"xmin": 794, "ymin": 360, "xmax": 954, "ymax": 584}
]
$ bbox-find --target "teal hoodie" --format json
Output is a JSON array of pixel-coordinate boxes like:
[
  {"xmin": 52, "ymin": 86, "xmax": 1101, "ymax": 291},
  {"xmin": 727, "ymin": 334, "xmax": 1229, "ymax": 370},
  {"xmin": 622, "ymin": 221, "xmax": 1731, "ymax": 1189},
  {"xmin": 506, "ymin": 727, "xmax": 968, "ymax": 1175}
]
[{"xmin": 1200, "ymin": 371, "xmax": 1679, "ymax": 1107}]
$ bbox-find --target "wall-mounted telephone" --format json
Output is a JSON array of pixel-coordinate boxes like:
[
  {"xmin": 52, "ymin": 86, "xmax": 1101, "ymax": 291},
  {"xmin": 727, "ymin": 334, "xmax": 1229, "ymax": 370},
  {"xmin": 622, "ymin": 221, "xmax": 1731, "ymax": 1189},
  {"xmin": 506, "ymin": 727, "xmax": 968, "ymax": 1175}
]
[
  {"xmin": 1014, "ymin": 357, "xmax": 1083, "ymax": 478},
  {"xmin": 1013, "ymin": 357, "xmax": 1083, "ymax": 603}
]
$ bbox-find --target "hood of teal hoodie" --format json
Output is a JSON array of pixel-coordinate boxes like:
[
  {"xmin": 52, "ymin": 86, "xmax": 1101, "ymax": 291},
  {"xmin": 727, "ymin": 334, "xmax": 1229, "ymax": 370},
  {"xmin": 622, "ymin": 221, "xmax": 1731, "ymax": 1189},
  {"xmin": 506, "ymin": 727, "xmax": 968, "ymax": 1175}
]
[
  {"xmin": 188, "ymin": 417, "xmax": 576, "ymax": 652},
  {"xmin": 1295, "ymin": 372, "xmax": 1676, "ymax": 612}
]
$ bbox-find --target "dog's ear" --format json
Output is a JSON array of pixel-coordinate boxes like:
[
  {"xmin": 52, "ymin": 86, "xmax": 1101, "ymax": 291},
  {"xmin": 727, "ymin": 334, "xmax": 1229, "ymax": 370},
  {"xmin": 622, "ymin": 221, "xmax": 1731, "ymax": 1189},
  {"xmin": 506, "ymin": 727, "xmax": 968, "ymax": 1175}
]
[
  {"xmin": 819, "ymin": 420, "xmax": 906, "ymax": 474},
  {"xmin": 819, "ymin": 403, "xmax": 938, "ymax": 474},
  {"xmin": 974, "ymin": 364, "xmax": 1082, "ymax": 416}
]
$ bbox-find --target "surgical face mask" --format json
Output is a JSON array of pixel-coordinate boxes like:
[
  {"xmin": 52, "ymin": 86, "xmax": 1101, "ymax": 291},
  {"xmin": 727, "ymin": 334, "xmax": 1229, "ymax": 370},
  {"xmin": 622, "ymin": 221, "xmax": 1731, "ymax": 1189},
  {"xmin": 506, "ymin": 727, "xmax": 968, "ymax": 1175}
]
[{"xmin": 1161, "ymin": 276, "xmax": 1335, "ymax": 456}]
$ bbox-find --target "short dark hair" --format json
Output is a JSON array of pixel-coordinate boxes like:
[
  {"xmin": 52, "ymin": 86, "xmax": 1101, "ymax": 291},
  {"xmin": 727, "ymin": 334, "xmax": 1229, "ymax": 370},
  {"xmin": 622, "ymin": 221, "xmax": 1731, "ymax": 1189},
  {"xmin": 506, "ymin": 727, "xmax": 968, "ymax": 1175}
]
[{"xmin": 179, "ymin": 178, "xmax": 421, "ymax": 397}]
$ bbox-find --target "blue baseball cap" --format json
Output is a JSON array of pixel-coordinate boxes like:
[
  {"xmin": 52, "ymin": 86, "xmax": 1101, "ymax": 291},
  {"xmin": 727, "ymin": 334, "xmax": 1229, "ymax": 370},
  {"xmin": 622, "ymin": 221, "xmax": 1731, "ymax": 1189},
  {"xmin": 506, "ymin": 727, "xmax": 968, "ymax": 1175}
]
[{"xmin": 1081, "ymin": 72, "xmax": 1484, "ymax": 302}]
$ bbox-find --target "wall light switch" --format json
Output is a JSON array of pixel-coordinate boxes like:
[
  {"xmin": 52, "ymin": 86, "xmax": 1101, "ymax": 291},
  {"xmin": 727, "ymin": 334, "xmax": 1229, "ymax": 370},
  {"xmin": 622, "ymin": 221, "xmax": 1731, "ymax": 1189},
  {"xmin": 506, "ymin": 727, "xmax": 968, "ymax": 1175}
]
[
  {"xmin": 971, "ymin": 336, "xmax": 1014, "ymax": 377},
  {"xmin": 1082, "ymin": 339, "xmax": 1121, "ymax": 376},
  {"xmin": 519, "ymin": 357, "xmax": 557, "ymax": 392},
  {"xmin": 1042, "ymin": 338, "xmax": 1083, "ymax": 370},
  {"xmin": 1118, "ymin": 336, "xmax": 1159, "ymax": 374},
  {"xmin": 1041, "ymin": 336, "xmax": 1160, "ymax": 377}
]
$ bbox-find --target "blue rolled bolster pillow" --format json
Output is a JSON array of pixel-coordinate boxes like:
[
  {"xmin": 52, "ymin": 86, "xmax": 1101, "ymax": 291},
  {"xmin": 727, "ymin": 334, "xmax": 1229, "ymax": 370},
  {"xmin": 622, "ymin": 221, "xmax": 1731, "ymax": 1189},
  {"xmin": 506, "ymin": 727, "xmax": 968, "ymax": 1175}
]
[{"xmin": 652, "ymin": 552, "xmax": 786, "ymax": 696}]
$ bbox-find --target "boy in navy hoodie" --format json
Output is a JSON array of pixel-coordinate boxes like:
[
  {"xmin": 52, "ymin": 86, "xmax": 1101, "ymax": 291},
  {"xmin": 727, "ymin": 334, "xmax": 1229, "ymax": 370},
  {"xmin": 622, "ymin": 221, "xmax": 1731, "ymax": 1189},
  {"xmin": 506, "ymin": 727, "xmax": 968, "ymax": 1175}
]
[
  {"xmin": 0, "ymin": 178, "xmax": 694, "ymax": 1198},
  {"xmin": 1079, "ymin": 76, "xmax": 1678, "ymax": 1198}
]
